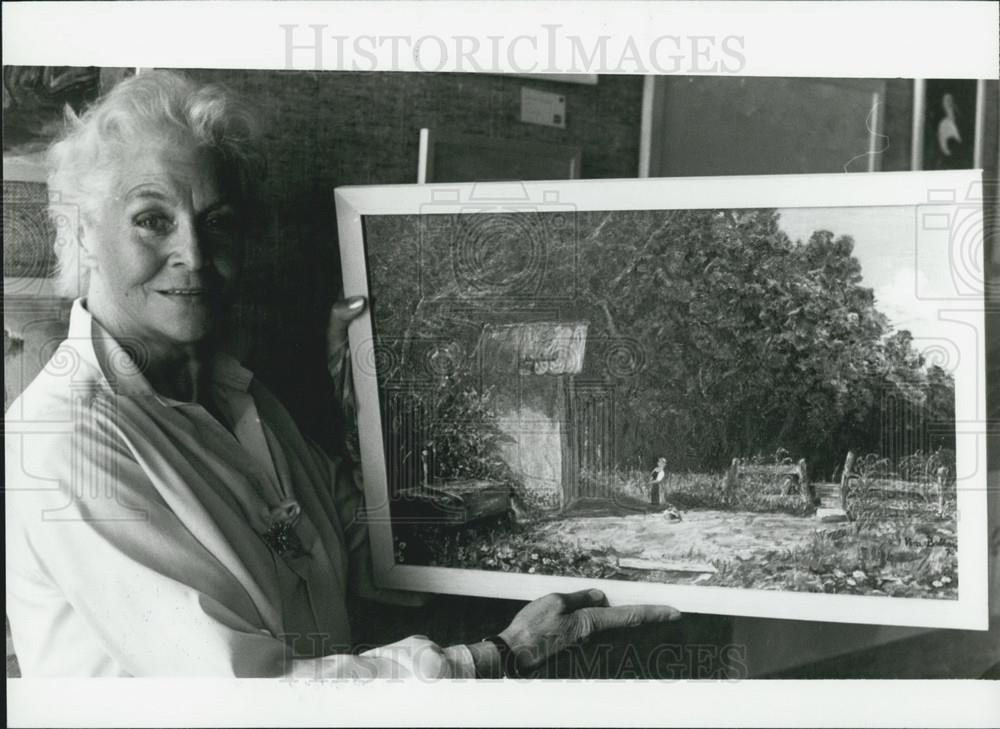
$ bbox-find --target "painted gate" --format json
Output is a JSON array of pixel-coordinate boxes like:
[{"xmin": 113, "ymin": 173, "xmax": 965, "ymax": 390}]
[{"xmin": 563, "ymin": 381, "xmax": 617, "ymax": 502}]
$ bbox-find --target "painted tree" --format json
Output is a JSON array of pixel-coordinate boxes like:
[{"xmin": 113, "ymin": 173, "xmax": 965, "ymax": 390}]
[{"xmin": 365, "ymin": 208, "xmax": 955, "ymax": 478}]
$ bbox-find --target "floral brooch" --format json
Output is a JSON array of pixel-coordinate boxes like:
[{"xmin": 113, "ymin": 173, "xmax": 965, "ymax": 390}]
[{"xmin": 260, "ymin": 499, "xmax": 309, "ymax": 559}]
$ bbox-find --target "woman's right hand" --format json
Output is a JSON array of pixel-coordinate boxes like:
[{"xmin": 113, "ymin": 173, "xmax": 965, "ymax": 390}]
[
  {"xmin": 326, "ymin": 295, "xmax": 366, "ymax": 411},
  {"xmin": 326, "ymin": 295, "xmax": 367, "ymax": 465},
  {"xmin": 326, "ymin": 296, "xmax": 368, "ymax": 418},
  {"xmin": 498, "ymin": 589, "xmax": 681, "ymax": 674}
]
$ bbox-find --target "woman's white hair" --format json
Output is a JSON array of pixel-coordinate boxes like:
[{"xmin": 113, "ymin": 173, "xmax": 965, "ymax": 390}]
[{"xmin": 46, "ymin": 70, "xmax": 262, "ymax": 298}]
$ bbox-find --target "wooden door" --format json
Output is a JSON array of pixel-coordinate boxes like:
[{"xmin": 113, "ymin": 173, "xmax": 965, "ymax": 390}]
[
  {"xmin": 564, "ymin": 381, "xmax": 616, "ymax": 502},
  {"xmin": 381, "ymin": 385, "xmax": 431, "ymax": 496}
]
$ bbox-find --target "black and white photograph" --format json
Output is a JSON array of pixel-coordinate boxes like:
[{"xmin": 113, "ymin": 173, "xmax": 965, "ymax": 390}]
[{"xmin": 3, "ymin": 1, "xmax": 999, "ymax": 726}]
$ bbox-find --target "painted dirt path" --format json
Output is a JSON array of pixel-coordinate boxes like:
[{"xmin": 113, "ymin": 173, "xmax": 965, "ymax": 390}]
[
  {"xmin": 525, "ymin": 485, "xmax": 957, "ymax": 598},
  {"xmin": 531, "ymin": 508, "xmax": 823, "ymax": 575}
]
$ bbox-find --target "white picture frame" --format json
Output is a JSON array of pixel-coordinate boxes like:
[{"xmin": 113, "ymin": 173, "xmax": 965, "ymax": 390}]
[{"xmin": 334, "ymin": 170, "xmax": 989, "ymax": 631}]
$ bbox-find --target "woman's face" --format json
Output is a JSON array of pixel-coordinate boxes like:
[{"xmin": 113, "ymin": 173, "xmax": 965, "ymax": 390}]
[{"xmin": 83, "ymin": 136, "xmax": 242, "ymax": 352}]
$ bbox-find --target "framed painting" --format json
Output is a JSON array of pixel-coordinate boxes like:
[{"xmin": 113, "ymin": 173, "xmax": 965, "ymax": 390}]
[
  {"xmin": 2, "ymin": 158, "xmax": 74, "ymax": 412},
  {"xmin": 639, "ymin": 76, "xmax": 888, "ymax": 178},
  {"xmin": 334, "ymin": 170, "xmax": 988, "ymax": 630},
  {"xmin": 912, "ymin": 79, "xmax": 986, "ymax": 171},
  {"xmin": 420, "ymin": 130, "xmax": 581, "ymax": 183}
]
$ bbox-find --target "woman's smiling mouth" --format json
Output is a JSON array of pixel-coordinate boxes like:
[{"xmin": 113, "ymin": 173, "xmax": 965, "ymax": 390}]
[{"xmin": 157, "ymin": 288, "xmax": 208, "ymax": 296}]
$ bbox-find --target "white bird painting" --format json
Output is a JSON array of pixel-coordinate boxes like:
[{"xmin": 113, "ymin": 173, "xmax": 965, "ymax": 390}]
[{"xmin": 936, "ymin": 92, "xmax": 962, "ymax": 158}]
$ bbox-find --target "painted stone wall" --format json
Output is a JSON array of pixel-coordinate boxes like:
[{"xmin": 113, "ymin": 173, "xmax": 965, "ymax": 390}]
[
  {"xmin": 496, "ymin": 404, "xmax": 565, "ymax": 511},
  {"xmin": 479, "ymin": 322, "xmax": 589, "ymax": 512}
]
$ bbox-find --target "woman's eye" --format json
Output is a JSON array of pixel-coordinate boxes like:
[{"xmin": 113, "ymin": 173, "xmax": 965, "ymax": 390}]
[
  {"xmin": 203, "ymin": 213, "xmax": 238, "ymax": 234},
  {"xmin": 134, "ymin": 213, "xmax": 174, "ymax": 235}
]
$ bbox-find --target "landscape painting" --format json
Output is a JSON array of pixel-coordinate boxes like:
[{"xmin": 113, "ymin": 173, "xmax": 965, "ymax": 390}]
[{"xmin": 335, "ymin": 173, "xmax": 987, "ymax": 629}]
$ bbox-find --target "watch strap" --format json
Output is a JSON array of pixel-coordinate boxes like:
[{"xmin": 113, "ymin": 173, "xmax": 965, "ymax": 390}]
[{"xmin": 481, "ymin": 635, "xmax": 524, "ymax": 679}]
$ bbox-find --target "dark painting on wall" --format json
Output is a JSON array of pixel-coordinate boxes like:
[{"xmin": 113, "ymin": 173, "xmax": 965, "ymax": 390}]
[
  {"xmin": 2, "ymin": 66, "xmax": 134, "ymax": 157},
  {"xmin": 921, "ymin": 79, "xmax": 979, "ymax": 171},
  {"xmin": 648, "ymin": 77, "xmax": 887, "ymax": 176}
]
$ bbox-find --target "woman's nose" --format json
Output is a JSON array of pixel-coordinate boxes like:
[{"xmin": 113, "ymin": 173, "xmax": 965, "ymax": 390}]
[{"xmin": 169, "ymin": 219, "xmax": 206, "ymax": 270}]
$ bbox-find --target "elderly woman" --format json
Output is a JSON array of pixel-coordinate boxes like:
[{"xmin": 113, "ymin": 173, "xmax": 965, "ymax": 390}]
[{"xmin": 5, "ymin": 70, "xmax": 678, "ymax": 678}]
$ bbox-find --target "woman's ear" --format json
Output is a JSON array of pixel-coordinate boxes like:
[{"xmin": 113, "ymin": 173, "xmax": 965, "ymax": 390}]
[{"xmin": 77, "ymin": 219, "xmax": 98, "ymax": 269}]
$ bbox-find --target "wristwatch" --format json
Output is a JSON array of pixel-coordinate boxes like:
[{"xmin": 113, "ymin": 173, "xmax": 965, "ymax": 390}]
[{"xmin": 480, "ymin": 635, "xmax": 525, "ymax": 679}]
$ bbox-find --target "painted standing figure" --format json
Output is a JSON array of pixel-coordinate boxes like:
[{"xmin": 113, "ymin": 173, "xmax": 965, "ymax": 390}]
[{"xmin": 650, "ymin": 457, "xmax": 667, "ymax": 506}]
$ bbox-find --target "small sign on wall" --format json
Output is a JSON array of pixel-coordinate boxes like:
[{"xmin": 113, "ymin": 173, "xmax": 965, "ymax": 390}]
[{"xmin": 520, "ymin": 87, "xmax": 566, "ymax": 128}]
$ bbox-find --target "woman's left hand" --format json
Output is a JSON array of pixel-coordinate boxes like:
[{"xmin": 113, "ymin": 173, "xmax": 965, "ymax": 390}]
[{"xmin": 499, "ymin": 590, "xmax": 681, "ymax": 674}]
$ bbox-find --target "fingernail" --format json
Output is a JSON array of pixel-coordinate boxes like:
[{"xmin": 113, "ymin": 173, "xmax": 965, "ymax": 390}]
[
  {"xmin": 588, "ymin": 589, "xmax": 604, "ymax": 602},
  {"xmin": 346, "ymin": 297, "xmax": 365, "ymax": 310}
]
